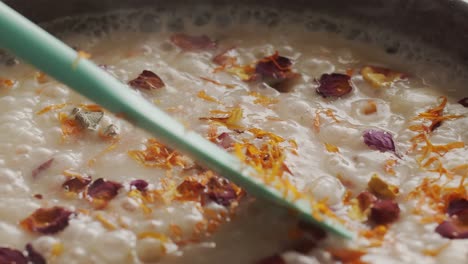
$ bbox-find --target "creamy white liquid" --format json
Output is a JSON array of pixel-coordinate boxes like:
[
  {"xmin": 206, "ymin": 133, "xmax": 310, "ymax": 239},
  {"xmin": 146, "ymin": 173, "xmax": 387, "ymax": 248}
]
[{"xmin": 0, "ymin": 7, "xmax": 466, "ymax": 264}]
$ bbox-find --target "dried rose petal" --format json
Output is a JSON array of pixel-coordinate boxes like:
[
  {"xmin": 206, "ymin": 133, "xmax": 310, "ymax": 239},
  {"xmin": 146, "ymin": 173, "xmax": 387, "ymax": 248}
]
[
  {"xmin": 363, "ymin": 129, "xmax": 396, "ymax": 153},
  {"xmin": 130, "ymin": 179, "xmax": 149, "ymax": 192},
  {"xmin": 256, "ymin": 254, "xmax": 285, "ymax": 264},
  {"xmin": 448, "ymin": 198, "xmax": 468, "ymax": 224},
  {"xmin": 448, "ymin": 199, "xmax": 468, "ymax": 216},
  {"xmin": 255, "ymin": 53, "xmax": 299, "ymax": 92},
  {"xmin": 458, "ymin": 97, "xmax": 468, "ymax": 107},
  {"xmin": 216, "ymin": 132, "xmax": 234, "ymax": 149},
  {"xmin": 316, "ymin": 73, "xmax": 352, "ymax": 98},
  {"xmin": 62, "ymin": 175, "xmax": 92, "ymax": 193},
  {"xmin": 128, "ymin": 70, "xmax": 165, "ymax": 90},
  {"xmin": 204, "ymin": 177, "xmax": 240, "ymax": 206},
  {"xmin": 26, "ymin": 243, "xmax": 46, "ymax": 264},
  {"xmin": 176, "ymin": 180, "xmax": 205, "ymax": 201},
  {"xmin": 0, "ymin": 248, "xmax": 27, "ymax": 264},
  {"xmin": 255, "ymin": 55, "xmax": 292, "ymax": 79},
  {"xmin": 435, "ymin": 221, "xmax": 468, "ymax": 239},
  {"xmin": 20, "ymin": 206, "xmax": 73, "ymax": 234},
  {"xmin": 87, "ymin": 178, "xmax": 122, "ymax": 201},
  {"xmin": 356, "ymin": 191, "xmax": 377, "ymax": 211},
  {"xmin": 32, "ymin": 158, "xmax": 54, "ymax": 178},
  {"xmin": 170, "ymin": 33, "xmax": 217, "ymax": 51},
  {"xmin": 370, "ymin": 200, "xmax": 400, "ymax": 225}
]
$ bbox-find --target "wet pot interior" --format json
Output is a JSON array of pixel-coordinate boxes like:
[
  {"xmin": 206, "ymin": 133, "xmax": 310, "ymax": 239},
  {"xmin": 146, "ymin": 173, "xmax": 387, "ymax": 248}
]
[{"xmin": 4, "ymin": 0, "xmax": 468, "ymax": 69}]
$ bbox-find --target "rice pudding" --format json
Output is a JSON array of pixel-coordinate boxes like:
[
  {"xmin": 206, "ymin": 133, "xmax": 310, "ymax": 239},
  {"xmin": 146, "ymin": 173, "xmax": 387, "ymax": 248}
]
[{"xmin": 0, "ymin": 7, "xmax": 467, "ymax": 264}]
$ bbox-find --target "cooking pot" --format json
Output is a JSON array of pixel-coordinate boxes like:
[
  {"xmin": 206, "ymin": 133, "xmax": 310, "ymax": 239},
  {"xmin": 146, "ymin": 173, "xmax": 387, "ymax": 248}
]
[
  {"xmin": 4, "ymin": 0, "xmax": 468, "ymax": 67},
  {"xmin": 0, "ymin": 1, "xmax": 467, "ymax": 263}
]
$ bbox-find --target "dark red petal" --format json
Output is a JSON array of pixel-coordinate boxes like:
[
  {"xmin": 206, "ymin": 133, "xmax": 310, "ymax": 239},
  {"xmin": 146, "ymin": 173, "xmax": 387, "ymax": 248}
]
[
  {"xmin": 32, "ymin": 158, "xmax": 54, "ymax": 178},
  {"xmin": 170, "ymin": 33, "xmax": 217, "ymax": 51},
  {"xmin": 316, "ymin": 73, "xmax": 352, "ymax": 98},
  {"xmin": 26, "ymin": 243, "xmax": 46, "ymax": 264},
  {"xmin": 363, "ymin": 129, "xmax": 396, "ymax": 153},
  {"xmin": 130, "ymin": 179, "xmax": 149, "ymax": 192},
  {"xmin": 255, "ymin": 53, "xmax": 299, "ymax": 92},
  {"xmin": 435, "ymin": 221, "xmax": 468, "ymax": 239},
  {"xmin": 128, "ymin": 70, "xmax": 165, "ymax": 90},
  {"xmin": 216, "ymin": 132, "xmax": 234, "ymax": 149},
  {"xmin": 87, "ymin": 178, "xmax": 122, "ymax": 201},
  {"xmin": 448, "ymin": 199, "xmax": 468, "ymax": 217},
  {"xmin": 448, "ymin": 198, "xmax": 468, "ymax": 224},
  {"xmin": 256, "ymin": 254, "xmax": 286, "ymax": 264},
  {"xmin": 0, "ymin": 248, "xmax": 27, "ymax": 264},
  {"xmin": 370, "ymin": 200, "xmax": 400, "ymax": 225},
  {"xmin": 204, "ymin": 177, "xmax": 240, "ymax": 206},
  {"xmin": 20, "ymin": 207, "xmax": 73, "ymax": 234},
  {"xmin": 458, "ymin": 97, "xmax": 468, "ymax": 107},
  {"xmin": 356, "ymin": 191, "xmax": 378, "ymax": 211},
  {"xmin": 255, "ymin": 56, "xmax": 292, "ymax": 80},
  {"xmin": 62, "ymin": 175, "xmax": 92, "ymax": 193}
]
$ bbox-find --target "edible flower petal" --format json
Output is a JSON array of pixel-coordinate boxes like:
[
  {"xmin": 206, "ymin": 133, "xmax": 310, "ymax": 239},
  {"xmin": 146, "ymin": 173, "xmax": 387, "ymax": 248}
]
[
  {"xmin": 216, "ymin": 132, "xmax": 234, "ymax": 149},
  {"xmin": 0, "ymin": 248, "xmax": 27, "ymax": 264},
  {"xmin": 363, "ymin": 129, "xmax": 396, "ymax": 153},
  {"xmin": 204, "ymin": 177, "xmax": 242, "ymax": 206},
  {"xmin": 348, "ymin": 192, "xmax": 376, "ymax": 221},
  {"xmin": 170, "ymin": 33, "xmax": 217, "ymax": 51},
  {"xmin": 356, "ymin": 191, "xmax": 377, "ymax": 211},
  {"xmin": 316, "ymin": 73, "xmax": 352, "ymax": 98},
  {"xmin": 128, "ymin": 138, "xmax": 188, "ymax": 168},
  {"xmin": 435, "ymin": 221, "xmax": 468, "ymax": 239},
  {"xmin": 87, "ymin": 178, "xmax": 122, "ymax": 208},
  {"xmin": 32, "ymin": 158, "xmax": 54, "ymax": 178},
  {"xmin": 130, "ymin": 179, "xmax": 149, "ymax": 192},
  {"xmin": 62, "ymin": 174, "xmax": 92, "ymax": 193},
  {"xmin": 26, "ymin": 243, "xmax": 46, "ymax": 264},
  {"xmin": 128, "ymin": 70, "xmax": 165, "ymax": 90},
  {"xmin": 361, "ymin": 66, "xmax": 405, "ymax": 88},
  {"xmin": 370, "ymin": 200, "xmax": 400, "ymax": 225},
  {"xmin": 447, "ymin": 198, "xmax": 468, "ymax": 224},
  {"xmin": 20, "ymin": 206, "xmax": 73, "ymax": 234},
  {"xmin": 255, "ymin": 52, "xmax": 299, "ymax": 92},
  {"xmin": 367, "ymin": 174, "xmax": 399, "ymax": 199},
  {"xmin": 226, "ymin": 64, "xmax": 257, "ymax": 81},
  {"xmin": 176, "ymin": 179, "xmax": 205, "ymax": 201}
]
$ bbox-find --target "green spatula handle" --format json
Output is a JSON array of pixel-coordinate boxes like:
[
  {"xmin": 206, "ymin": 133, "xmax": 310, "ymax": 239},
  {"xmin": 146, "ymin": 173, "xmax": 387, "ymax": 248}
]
[{"xmin": 0, "ymin": 2, "xmax": 352, "ymax": 238}]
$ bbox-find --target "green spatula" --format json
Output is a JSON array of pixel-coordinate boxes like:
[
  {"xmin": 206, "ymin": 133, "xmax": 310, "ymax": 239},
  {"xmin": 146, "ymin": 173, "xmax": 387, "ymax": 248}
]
[{"xmin": 0, "ymin": 2, "xmax": 352, "ymax": 239}]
